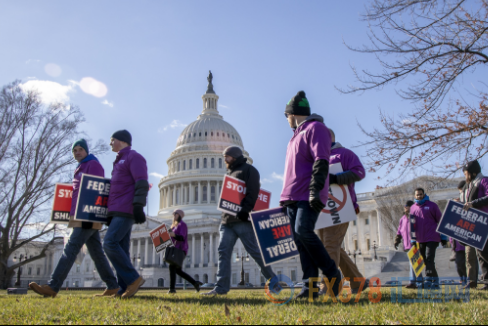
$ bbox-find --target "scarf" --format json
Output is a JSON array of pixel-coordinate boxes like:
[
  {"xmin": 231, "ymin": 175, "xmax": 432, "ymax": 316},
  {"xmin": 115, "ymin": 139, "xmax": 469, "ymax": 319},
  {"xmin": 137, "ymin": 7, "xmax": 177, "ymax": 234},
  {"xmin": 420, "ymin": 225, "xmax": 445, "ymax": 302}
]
[
  {"xmin": 415, "ymin": 195, "xmax": 430, "ymax": 206},
  {"xmin": 465, "ymin": 173, "xmax": 484, "ymax": 203},
  {"xmin": 77, "ymin": 154, "xmax": 99, "ymax": 168}
]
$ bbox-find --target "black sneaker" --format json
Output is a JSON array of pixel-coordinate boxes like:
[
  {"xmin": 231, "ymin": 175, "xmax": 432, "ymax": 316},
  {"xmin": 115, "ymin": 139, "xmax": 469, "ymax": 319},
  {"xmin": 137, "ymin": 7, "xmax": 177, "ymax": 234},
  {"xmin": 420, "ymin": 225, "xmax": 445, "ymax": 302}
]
[
  {"xmin": 323, "ymin": 270, "xmax": 343, "ymax": 297},
  {"xmin": 168, "ymin": 289, "xmax": 177, "ymax": 294},
  {"xmin": 194, "ymin": 282, "xmax": 203, "ymax": 293},
  {"xmin": 294, "ymin": 289, "xmax": 318, "ymax": 301}
]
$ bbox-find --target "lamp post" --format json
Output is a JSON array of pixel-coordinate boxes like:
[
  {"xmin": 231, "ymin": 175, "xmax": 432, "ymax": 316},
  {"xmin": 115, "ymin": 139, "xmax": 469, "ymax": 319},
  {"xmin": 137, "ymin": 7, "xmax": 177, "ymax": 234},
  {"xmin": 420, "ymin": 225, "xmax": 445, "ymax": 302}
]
[
  {"xmin": 236, "ymin": 253, "xmax": 250, "ymax": 286},
  {"xmin": 132, "ymin": 254, "xmax": 141, "ymax": 268},
  {"xmin": 14, "ymin": 254, "xmax": 24, "ymax": 287},
  {"xmin": 373, "ymin": 241, "xmax": 378, "ymax": 261}
]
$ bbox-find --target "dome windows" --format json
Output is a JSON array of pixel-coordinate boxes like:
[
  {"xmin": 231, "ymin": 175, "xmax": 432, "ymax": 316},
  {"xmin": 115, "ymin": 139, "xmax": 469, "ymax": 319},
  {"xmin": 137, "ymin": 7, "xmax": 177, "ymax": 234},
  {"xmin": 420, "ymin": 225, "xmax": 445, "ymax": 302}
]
[
  {"xmin": 203, "ymin": 158, "xmax": 208, "ymax": 169},
  {"xmin": 211, "ymin": 158, "xmax": 215, "ymax": 169},
  {"xmin": 205, "ymin": 132, "xmax": 207, "ymax": 137},
  {"xmin": 219, "ymin": 158, "xmax": 223, "ymax": 169},
  {"xmin": 189, "ymin": 159, "xmax": 193, "ymax": 170},
  {"xmin": 196, "ymin": 158, "xmax": 200, "ymax": 169}
]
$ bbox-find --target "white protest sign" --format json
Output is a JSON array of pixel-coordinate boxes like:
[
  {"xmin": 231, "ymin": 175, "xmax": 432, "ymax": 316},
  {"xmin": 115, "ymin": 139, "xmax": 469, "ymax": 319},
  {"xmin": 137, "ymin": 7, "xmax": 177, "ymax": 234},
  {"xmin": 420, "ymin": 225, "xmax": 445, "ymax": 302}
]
[{"xmin": 315, "ymin": 163, "xmax": 357, "ymax": 230}]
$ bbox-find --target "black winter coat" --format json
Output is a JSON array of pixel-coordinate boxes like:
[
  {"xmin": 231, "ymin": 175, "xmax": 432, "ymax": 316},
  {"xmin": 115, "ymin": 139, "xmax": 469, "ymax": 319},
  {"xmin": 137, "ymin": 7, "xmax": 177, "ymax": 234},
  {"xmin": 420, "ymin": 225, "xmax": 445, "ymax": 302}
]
[{"xmin": 222, "ymin": 156, "xmax": 260, "ymax": 224}]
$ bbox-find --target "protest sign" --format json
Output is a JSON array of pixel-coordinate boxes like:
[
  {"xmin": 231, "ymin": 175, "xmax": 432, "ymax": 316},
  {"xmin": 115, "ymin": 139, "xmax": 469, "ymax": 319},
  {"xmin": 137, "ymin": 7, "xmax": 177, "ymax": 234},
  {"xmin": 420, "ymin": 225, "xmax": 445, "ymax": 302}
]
[
  {"xmin": 150, "ymin": 224, "xmax": 174, "ymax": 254},
  {"xmin": 315, "ymin": 163, "xmax": 357, "ymax": 230},
  {"xmin": 51, "ymin": 183, "xmax": 73, "ymax": 224},
  {"xmin": 74, "ymin": 175, "xmax": 110, "ymax": 224},
  {"xmin": 250, "ymin": 207, "xmax": 299, "ymax": 266},
  {"xmin": 407, "ymin": 242, "xmax": 425, "ymax": 277},
  {"xmin": 217, "ymin": 175, "xmax": 271, "ymax": 216},
  {"xmin": 437, "ymin": 200, "xmax": 488, "ymax": 250}
]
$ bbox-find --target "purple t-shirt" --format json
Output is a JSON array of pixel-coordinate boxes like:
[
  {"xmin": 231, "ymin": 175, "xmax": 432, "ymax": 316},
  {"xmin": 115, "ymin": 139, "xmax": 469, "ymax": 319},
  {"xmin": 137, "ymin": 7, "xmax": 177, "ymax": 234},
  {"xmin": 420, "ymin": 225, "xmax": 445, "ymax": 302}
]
[
  {"xmin": 107, "ymin": 147, "xmax": 148, "ymax": 215},
  {"xmin": 171, "ymin": 221, "xmax": 189, "ymax": 255},
  {"xmin": 329, "ymin": 145, "xmax": 366, "ymax": 209},
  {"xmin": 410, "ymin": 201, "xmax": 442, "ymax": 243},
  {"xmin": 397, "ymin": 215, "xmax": 412, "ymax": 251},
  {"xmin": 280, "ymin": 118, "xmax": 331, "ymax": 204},
  {"xmin": 71, "ymin": 159, "xmax": 104, "ymax": 216},
  {"xmin": 475, "ymin": 178, "xmax": 488, "ymax": 213}
]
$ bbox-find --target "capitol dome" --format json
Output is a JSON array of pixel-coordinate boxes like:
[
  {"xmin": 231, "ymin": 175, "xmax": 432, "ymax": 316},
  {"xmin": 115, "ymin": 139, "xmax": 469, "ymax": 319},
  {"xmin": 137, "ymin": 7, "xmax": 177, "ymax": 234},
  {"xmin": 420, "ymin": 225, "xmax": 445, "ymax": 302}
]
[{"xmin": 157, "ymin": 73, "xmax": 252, "ymax": 217}]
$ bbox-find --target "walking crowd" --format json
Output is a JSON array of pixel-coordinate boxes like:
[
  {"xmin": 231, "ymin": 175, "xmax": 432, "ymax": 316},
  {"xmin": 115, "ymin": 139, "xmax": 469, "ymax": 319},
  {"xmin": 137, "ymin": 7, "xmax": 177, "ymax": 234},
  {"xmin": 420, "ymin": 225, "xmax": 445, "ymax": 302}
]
[{"xmin": 28, "ymin": 91, "xmax": 488, "ymax": 300}]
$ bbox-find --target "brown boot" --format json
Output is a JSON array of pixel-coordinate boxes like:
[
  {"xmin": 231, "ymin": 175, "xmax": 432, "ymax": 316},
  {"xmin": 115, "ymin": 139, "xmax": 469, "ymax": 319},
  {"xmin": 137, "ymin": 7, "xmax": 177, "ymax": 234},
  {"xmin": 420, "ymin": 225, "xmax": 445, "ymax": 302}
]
[
  {"xmin": 93, "ymin": 288, "xmax": 120, "ymax": 298},
  {"xmin": 121, "ymin": 277, "xmax": 145, "ymax": 299},
  {"xmin": 29, "ymin": 283, "xmax": 57, "ymax": 298}
]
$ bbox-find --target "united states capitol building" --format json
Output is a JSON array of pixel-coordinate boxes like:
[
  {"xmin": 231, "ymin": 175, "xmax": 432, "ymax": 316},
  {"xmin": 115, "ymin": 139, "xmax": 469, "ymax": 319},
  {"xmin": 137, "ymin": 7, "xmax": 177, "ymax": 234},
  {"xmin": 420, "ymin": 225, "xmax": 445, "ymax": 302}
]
[{"xmin": 10, "ymin": 75, "xmax": 462, "ymax": 288}]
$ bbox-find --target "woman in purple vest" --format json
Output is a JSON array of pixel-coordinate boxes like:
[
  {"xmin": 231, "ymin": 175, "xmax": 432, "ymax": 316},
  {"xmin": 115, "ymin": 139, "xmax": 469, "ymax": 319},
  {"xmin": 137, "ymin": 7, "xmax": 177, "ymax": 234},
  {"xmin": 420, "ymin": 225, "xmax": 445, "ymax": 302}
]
[{"xmin": 167, "ymin": 210, "xmax": 201, "ymax": 294}]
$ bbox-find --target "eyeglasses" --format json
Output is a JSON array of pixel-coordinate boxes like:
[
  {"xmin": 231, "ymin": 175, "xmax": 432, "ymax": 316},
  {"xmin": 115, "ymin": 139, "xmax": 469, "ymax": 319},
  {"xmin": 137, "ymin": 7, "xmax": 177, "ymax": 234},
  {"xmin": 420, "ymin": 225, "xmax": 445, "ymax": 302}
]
[{"xmin": 284, "ymin": 113, "xmax": 290, "ymax": 118}]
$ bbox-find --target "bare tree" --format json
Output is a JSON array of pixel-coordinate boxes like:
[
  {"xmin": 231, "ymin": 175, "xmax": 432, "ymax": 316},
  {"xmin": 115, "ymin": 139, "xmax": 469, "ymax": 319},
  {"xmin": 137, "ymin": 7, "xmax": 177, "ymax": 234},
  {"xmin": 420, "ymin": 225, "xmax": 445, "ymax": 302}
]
[
  {"xmin": 338, "ymin": 0, "xmax": 488, "ymax": 178},
  {"xmin": 0, "ymin": 80, "xmax": 107, "ymax": 289}
]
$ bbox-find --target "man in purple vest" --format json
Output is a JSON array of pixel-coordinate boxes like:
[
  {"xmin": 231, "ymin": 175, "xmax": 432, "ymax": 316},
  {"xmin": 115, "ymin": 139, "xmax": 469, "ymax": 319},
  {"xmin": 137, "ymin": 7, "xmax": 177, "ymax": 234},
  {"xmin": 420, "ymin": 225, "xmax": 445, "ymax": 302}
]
[
  {"xmin": 319, "ymin": 129, "xmax": 367, "ymax": 294},
  {"xmin": 103, "ymin": 130, "xmax": 149, "ymax": 299},
  {"xmin": 461, "ymin": 160, "xmax": 488, "ymax": 291},
  {"xmin": 29, "ymin": 139, "xmax": 119, "ymax": 298},
  {"xmin": 280, "ymin": 91, "xmax": 342, "ymax": 300}
]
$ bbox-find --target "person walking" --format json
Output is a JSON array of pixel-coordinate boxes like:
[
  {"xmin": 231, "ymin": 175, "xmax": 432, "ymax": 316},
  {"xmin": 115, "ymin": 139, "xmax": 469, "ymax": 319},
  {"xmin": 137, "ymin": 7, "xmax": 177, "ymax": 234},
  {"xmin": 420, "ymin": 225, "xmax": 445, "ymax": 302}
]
[
  {"xmin": 410, "ymin": 188, "xmax": 448, "ymax": 288},
  {"xmin": 394, "ymin": 200, "xmax": 423, "ymax": 289},
  {"xmin": 202, "ymin": 146, "xmax": 277, "ymax": 296},
  {"xmin": 168, "ymin": 210, "xmax": 202, "ymax": 294},
  {"xmin": 456, "ymin": 179, "xmax": 479, "ymax": 289},
  {"xmin": 461, "ymin": 160, "xmax": 488, "ymax": 291},
  {"xmin": 280, "ymin": 91, "xmax": 342, "ymax": 300},
  {"xmin": 29, "ymin": 139, "xmax": 119, "ymax": 298},
  {"xmin": 103, "ymin": 130, "xmax": 149, "ymax": 299},
  {"xmin": 319, "ymin": 129, "xmax": 367, "ymax": 294},
  {"xmin": 450, "ymin": 238, "xmax": 467, "ymax": 286}
]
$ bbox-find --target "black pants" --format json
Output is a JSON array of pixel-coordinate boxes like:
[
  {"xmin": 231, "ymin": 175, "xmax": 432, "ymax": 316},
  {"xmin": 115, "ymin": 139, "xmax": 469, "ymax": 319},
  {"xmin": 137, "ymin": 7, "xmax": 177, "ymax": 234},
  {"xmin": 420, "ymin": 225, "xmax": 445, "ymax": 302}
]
[
  {"xmin": 477, "ymin": 243, "xmax": 488, "ymax": 282},
  {"xmin": 419, "ymin": 242, "xmax": 439, "ymax": 281},
  {"xmin": 455, "ymin": 251, "xmax": 467, "ymax": 280},
  {"xmin": 169, "ymin": 264, "xmax": 197, "ymax": 290}
]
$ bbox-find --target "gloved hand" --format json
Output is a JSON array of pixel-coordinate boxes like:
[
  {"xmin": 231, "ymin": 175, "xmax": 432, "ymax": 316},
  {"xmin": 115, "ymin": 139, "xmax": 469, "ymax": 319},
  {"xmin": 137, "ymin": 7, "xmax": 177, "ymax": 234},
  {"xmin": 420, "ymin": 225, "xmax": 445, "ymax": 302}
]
[
  {"xmin": 309, "ymin": 190, "xmax": 325, "ymax": 213},
  {"xmin": 441, "ymin": 240, "xmax": 448, "ymax": 248},
  {"xmin": 133, "ymin": 205, "xmax": 146, "ymax": 224},
  {"xmin": 81, "ymin": 222, "xmax": 94, "ymax": 230},
  {"xmin": 236, "ymin": 210, "xmax": 250, "ymax": 222},
  {"xmin": 329, "ymin": 174, "xmax": 338, "ymax": 185}
]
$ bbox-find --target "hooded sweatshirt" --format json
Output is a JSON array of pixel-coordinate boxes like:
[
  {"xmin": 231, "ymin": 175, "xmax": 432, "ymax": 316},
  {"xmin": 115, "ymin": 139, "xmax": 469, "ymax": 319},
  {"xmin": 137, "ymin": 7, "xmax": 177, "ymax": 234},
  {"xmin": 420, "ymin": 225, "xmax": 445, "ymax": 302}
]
[
  {"xmin": 107, "ymin": 146, "xmax": 148, "ymax": 218},
  {"xmin": 71, "ymin": 155, "xmax": 104, "ymax": 216},
  {"xmin": 396, "ymin": 215, "xmax": 412, "ymax": 251},
  {"xmin": 280, "ymin": 114, "xmax": 331, "ymax": 204},
  {"xmin": 410, "ymin": 199, "xmax": 443, "ymax": 243},
  {"xmin": 171, "ymin": 221, "xmax": 189, "ymax": 255},
  {"xmin": 329, "ymin": 143, "xmax": 366, "ymax": 209}
]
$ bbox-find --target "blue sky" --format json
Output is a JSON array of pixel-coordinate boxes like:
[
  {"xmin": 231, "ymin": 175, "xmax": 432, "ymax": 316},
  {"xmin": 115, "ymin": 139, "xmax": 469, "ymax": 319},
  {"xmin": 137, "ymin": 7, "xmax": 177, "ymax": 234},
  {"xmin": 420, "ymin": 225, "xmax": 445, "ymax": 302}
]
[{"xmin": 0, "ymin": 1, "xmax": 472, "ymax": 215}]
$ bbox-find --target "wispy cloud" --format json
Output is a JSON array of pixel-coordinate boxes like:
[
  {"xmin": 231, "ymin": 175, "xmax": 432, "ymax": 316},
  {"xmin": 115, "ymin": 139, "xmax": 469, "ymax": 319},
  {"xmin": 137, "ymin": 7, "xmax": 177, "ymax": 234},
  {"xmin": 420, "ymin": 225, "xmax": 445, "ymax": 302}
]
[
  {"xmin": 158, "ymin": 120, "xmax": 188, "ymax": 132},
  {"xmin": 261, "ymin": 172, "xmax": 284, "ymax": 184},
  {"xmin": 150, "ymin": 172, "xmax": 164, "ymax": 179},
  {"xmin": 219, "ymin": 104, "xmax": 230, "ymax": 109},
  {"xmin": 102, "ymin": 99, "xmax": 114, "ymax": 108},
  {"xmin": 25, "ymin": 59, "xmax": 40, "ymax": 65},
  {"xmin": 20, "ymin": 80, "xmax": 75, "ymax": 105},
  {"xmin": 25, "ymin": 77, "xmax": 37, "ymax": 80}
]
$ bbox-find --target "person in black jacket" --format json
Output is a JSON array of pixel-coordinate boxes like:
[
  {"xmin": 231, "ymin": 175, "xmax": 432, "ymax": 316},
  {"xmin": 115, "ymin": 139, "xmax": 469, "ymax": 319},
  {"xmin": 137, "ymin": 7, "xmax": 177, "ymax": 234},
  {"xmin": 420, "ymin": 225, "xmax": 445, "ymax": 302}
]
[{"xmin": 202, "ymin": 146, "xmax": 277, "ymax": 296}]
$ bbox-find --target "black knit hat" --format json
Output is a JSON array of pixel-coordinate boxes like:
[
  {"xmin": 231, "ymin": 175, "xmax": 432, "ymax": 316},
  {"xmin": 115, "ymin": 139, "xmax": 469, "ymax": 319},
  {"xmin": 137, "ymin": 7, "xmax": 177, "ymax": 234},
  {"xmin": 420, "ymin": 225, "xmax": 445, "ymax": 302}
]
[
  {"xmin": 405, "ymin": 200, "xmax": 414, "ymax": 207},
  {"xmin": 111, "ymin": 130, "xmax": 132, "ymax": 146},
  {"xmin": 285, "ymin": 91, "xmax": 311, "ymax": 116},
  {"xmin": 223, "ymin": 146, "xmax": 243, "ymax": 158},
  {"xmin": 462, "ymin": 160, "xmax": 481, "ymax": 176}
]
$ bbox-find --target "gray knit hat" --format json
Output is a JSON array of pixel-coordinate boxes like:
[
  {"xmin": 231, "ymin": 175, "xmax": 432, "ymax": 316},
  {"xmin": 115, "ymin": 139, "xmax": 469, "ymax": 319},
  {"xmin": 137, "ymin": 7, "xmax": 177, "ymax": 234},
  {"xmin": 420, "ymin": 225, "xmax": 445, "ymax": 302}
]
[{"xmin": 223, "ymin": 146, "xmax": 243, "ymax": 158}]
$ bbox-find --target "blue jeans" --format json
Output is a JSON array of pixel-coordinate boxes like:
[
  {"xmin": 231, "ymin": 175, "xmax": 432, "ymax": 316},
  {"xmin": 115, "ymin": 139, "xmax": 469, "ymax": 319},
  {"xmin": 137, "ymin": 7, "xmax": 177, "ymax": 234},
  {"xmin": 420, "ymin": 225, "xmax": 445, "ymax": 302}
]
[
  {"xmin": 409, "ymin": 265, "xmax": 423, "ymax": 286},
  {"xmin": 214, "ymin": 222, "xmax": 276, "ymax": 294},
  {"xmin": 287, "ymin": 201, "xmax": 339, "ymax": 293},
  {"xmin": 103, "ymin": 217, "xmax": 139, "ymax": 294},
  {"xmin": 48, "ymin": 227, "xmax": 118, "ymax": 292}
]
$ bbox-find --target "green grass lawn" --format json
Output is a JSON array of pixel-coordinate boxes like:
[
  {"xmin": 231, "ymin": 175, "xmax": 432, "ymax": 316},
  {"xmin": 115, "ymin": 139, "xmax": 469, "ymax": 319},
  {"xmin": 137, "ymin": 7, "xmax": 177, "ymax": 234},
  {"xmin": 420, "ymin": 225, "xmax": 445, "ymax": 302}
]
[{"xmin": 1, "ymin": 287, "xmax": 487, "ymax": 325}]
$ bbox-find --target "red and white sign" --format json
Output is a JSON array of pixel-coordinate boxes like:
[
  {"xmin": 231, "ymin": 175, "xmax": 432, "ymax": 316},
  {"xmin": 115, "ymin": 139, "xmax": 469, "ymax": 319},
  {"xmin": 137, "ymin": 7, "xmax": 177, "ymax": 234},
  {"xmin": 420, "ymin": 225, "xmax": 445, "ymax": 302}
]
[
  {"xmin": 149, "ymin": 224, "xmax": 174, "ymax": 254},
  {"xmin": 51, "ymin": 183, "xmax": 73, "ymax": 224},
  {"xmin": 217, "ymin": 175, "xmax": 272, "ymax": 216},
  {"xmin": 315, "ymin": 163, "xmax": 357, "ymax": 230}
]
